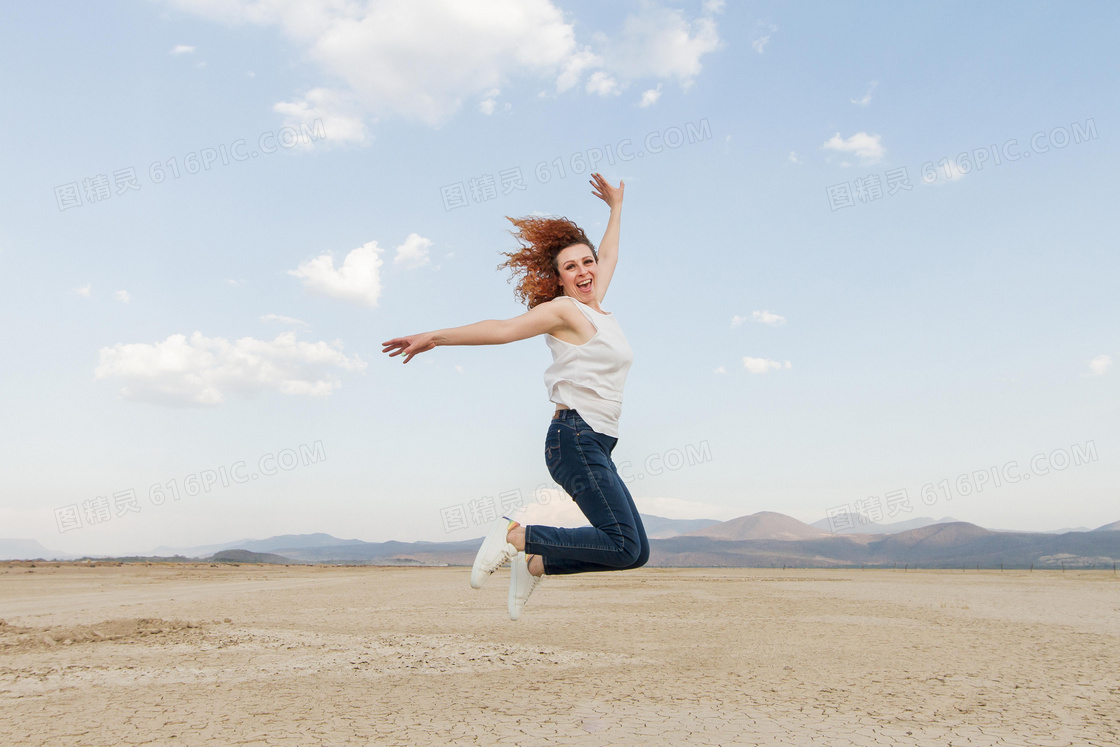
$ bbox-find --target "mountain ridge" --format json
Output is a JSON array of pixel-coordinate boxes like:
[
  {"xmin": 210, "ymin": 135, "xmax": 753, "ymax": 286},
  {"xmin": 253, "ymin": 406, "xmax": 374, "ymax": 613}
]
[{"xmin": 4, "ymin": 512, "xmax": 1119, "ymax": 565}]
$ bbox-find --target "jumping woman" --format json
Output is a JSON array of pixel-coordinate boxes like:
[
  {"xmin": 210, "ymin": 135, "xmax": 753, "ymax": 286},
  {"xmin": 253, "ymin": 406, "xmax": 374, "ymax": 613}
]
[{"xmin": 381, "ymin": 173, "xmax": 648, "ymax": 620}]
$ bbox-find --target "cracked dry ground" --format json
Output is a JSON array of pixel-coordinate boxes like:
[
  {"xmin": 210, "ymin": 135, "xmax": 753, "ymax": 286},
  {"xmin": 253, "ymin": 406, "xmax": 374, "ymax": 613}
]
[{"xmin": 1, "ymin": 563, "xmax": 1118, "ymax": 746}]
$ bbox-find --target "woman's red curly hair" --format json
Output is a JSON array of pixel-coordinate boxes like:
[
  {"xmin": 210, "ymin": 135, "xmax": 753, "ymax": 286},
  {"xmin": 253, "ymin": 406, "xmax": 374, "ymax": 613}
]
[{"xmin": 497, "ymin": 216, "xmax": 596, "ymax": 309}]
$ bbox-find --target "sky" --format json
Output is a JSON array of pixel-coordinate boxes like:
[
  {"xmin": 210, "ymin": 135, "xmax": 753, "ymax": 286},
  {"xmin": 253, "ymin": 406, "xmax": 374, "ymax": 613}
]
[{"xmin": 1, "ymin": 0, "xmax": 1117, "ymax": 556}]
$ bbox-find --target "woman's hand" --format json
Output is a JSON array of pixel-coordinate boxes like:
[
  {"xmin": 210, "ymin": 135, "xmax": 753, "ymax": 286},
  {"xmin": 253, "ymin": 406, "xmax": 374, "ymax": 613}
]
[
  {"xmin": 382, "ymin": 332, "xmax": 437, "ymax": 364},
  {"xmin": 590, "ymin": 172, "xmax": 623, "ymax": 211}
]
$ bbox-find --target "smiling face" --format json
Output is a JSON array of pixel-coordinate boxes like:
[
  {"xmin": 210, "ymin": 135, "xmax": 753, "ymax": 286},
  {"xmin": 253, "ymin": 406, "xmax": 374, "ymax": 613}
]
[{"xmin": 555, "ymin": 243, "xmax": 598, "ymax": 300}]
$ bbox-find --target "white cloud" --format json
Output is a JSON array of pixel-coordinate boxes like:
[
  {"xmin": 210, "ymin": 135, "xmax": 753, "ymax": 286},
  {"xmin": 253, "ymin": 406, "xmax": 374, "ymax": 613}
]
[
  {"xmin": 586, "ymin": 71, "xmax": 621, "ymax": 96},
  {"xmin": 477, "ymin": 88, "xmax": 501, "ymax": 115},
  {"xmin": 1087, "ymin": 354, "xmax": 1112, "ymax": 376},
  {"xmin": 288, "ymin": 241, "xmax": 383, "ymax": 308},
  {"xmin": 509, "ymin": 490, "xmax": 588, "ymax": 528},
  {"xmin": 115, "ymin": 290, "xmax": 131, "ymax": 304},
  {"xmin": 164, "ymin": 0, "xmax": 722, "ymax": 131},
  {"xmin": 603, "ymin": 6, "xmax": 721, "ymax": 89},
  {"xmin": 171, "ymin": 44, "xmax": 195, "ymax": 55},
  {"xmin": 454, "ymin": 365, "xmax": 464, "ymax": 374},
  {"xmin": 788, "ymin": 150, "xmax": 802, "ymax": 164},
  {"xmin": 714, "ymin": 365, "xmax": 726, "ymax": 375},
  {"xmin": 223, "ymin": 278, "xmax": 242, "ymax": 286},
  {"xmin": 822, "ymin": 131, "xmax": 884, "ymax": 164},
  {"xmin": 506, "ymin": 491, "xmax": 742, "ymax": 526},
  {"xmin": 272, "ymin": 87, "xmax": 369, "ymax": 147},
  {"xmin": 555, "ymin": 46, "xmax": 600, "ymax": 93},
  {"xmin": 510, "ymin": 490, "xmax": 744, "ymax": 527},
  {"xmin": 752, "ymin": 310, "xmax": 785, "ymax": 325},
  {"xmin": 851, "ymin": 80, "xmax": 878, "ymax": 106},
  {"xmin": 394, "ymin": 233, "xmax": 433, "ymax": 269},
  {"xmin": 743, "ymin": 357, "xmax": 791, "ymax": 374},
  {"xmin": 167, "ymin": 0, "xmax": 578, "ymax": 127},
  {"xmin": 639, "ymin": 84, "xmax": 662, "ymax": 107},
  {"xmin": 260, "ymin": 313, "xmax": 308, "ymax": 327},
  {"xmin": 75, "ymin": 284, "xmax": 92, "ymax": 298},
  {"xmin": 750, "ymin": 23, "xmax": 777, "ymax": 54},
  {"xmin": 927, "ymin": 158, "xmax": 967, "ymax": 185},
  {"xmin": 95, "ymin": 331, "xmax": 366, "ymax": 406},
  {"xmin": 733, "ymin": 311, "xmax": 785, "ymax": 327}
]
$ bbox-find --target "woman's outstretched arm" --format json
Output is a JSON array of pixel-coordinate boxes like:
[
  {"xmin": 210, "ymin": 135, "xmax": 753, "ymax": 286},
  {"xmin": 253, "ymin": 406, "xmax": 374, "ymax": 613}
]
[
  {"xmin": 382, "ymin": 300, "xmax": 568, "ymax": 364},
  {"xmin": 590, "ymin": 172, "xmax": 624, "ymax": 303}
]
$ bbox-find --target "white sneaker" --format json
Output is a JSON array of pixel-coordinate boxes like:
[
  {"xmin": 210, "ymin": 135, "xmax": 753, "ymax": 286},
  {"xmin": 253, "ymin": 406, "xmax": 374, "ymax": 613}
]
[
  {"xmin": 508, "ymin": 552, "xmax": 542, "ymax": 621},
  {"xmin": 470, "ymin": 516, "xmax": 518, "ymax": 589}
]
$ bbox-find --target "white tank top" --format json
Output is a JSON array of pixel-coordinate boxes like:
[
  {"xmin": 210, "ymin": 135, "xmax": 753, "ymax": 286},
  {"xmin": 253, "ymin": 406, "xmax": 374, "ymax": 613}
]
[{"xmin": 543, "ymin": 296, "xmax": 634, "ymax": 437}]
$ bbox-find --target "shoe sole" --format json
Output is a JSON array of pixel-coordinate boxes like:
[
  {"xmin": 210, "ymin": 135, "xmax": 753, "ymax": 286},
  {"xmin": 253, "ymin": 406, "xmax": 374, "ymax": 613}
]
[
  {"xmin": 508, "ymin": 552, "xmax": 540, "ymax": 621},
  {"xmin": 508, "ymin": 553, "xmax": 524, "ymax": 620}
]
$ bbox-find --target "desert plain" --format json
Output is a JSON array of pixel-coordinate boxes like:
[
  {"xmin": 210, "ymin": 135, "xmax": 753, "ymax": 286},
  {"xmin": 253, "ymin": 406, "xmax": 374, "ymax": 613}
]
[{"xmin": 1, "ymin": 561, "xmax": 1117, "ymax": 746}]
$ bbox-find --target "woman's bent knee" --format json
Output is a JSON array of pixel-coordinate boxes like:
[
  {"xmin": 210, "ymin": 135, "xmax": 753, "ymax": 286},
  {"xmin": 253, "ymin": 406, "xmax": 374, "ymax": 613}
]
[
  {"xmin": 610, "ymin": 537, "xmax": 643, "ymax": 568},
  {"xmin": 621, "ymin": 542, "xmax": 649, "ymax": 570}
]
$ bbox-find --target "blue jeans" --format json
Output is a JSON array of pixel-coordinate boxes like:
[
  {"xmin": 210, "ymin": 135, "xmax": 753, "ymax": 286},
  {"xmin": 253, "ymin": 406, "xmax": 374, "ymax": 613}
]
[{"xmin": 524, "ymin": 409, "xmax": 650, "ymax": 576}]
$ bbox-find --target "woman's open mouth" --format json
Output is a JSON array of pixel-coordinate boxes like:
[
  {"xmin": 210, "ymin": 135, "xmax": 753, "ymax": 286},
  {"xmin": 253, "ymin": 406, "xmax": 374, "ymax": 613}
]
[{"xmin": 577, "ymin": 279, "xmax": 592, "ymax": 292}]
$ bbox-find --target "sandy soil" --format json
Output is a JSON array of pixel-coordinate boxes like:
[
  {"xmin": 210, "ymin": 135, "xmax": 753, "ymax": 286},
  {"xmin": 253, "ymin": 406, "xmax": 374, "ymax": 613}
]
[{"xmin": 1, "ymin": 562, "xmax": 1117, "ymax": 746}]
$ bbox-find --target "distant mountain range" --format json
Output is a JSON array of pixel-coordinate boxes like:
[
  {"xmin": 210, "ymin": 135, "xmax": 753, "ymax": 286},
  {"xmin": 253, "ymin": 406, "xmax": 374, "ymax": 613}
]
[
  {"xmin": 689, "ymin": 511, "xmax": 828, "ymax": 540},
  {"xmin": 651, "ymin": 520, "xmax": 1120, "ymax": 569},
  {"xmin": 4, "ymin": 513, "xmax": 1119, "ymax": 568},
  {"xmin": 808, "ymin": 512, "xmax": 961, "ymax": 536},
  {"xmin": 0, "ymin": 538, "xmax": 62, "ymax": 561}
]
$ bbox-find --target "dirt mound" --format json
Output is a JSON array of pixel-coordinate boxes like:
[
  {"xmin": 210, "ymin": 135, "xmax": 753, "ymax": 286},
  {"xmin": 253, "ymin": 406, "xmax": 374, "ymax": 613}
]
[{"xmin": 0, "ymin": 617, "xmax": 209, "ymax": 652}]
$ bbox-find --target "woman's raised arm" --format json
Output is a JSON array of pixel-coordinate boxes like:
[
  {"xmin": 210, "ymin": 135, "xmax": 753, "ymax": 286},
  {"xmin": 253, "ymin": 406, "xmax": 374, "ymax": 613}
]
[
  {"xmin": 382, "ymin": 301, "xmax": 567, "ymax": 364},
  {"xmin": 589, "ymin": 173, "xmax": 624, "ymax": 303}
]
